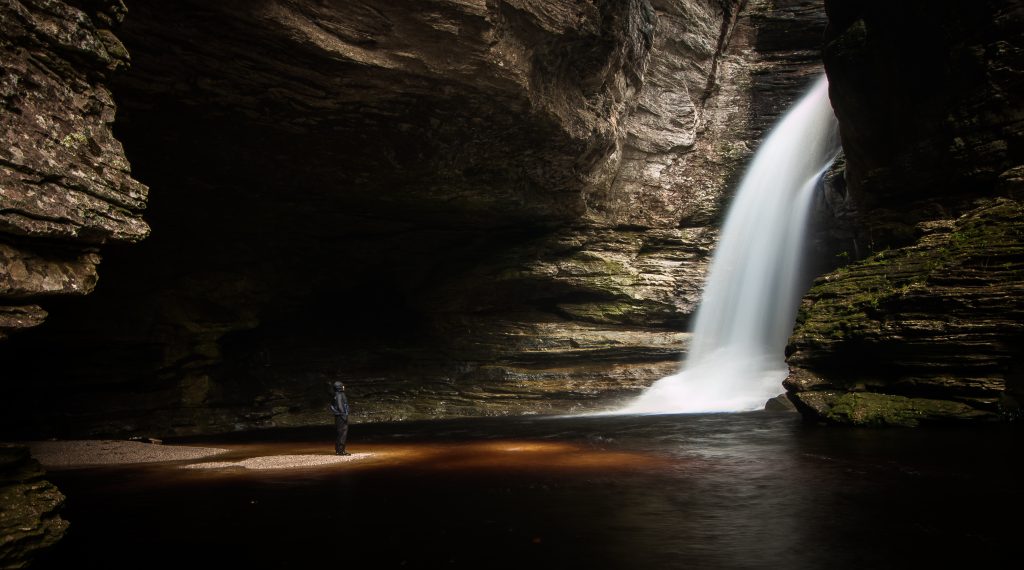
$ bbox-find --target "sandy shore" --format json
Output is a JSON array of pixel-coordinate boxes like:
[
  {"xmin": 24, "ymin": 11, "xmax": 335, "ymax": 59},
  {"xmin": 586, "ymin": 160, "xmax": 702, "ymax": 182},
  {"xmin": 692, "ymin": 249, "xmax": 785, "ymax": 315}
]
[
  {"xmin": 23, "ymin": 439, "xmax": 375, "ymax": 471},
  {"xmin": 27, "ymin": 440, "xmax": 228, "ymax": 468}
]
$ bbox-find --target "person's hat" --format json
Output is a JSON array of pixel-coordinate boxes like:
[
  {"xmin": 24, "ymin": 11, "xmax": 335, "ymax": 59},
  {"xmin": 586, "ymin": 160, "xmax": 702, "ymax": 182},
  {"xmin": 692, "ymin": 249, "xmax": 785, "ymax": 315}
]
[{"xmin": 333, "ymin": 381, "xmax": 345, "ymax": 390}]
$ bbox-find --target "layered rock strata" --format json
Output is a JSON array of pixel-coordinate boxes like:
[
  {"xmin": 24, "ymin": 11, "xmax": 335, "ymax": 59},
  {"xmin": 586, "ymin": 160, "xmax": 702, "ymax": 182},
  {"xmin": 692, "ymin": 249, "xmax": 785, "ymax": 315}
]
[
  {"xmin": 786, "ymin": 0, "xmax": 1023, "ymax": 425},
  {"xmin": 0, "ymin": 0, "xmax": 830, "ymax": 436},
  {"xmin": 0, "ymin": 0, "xmax": 149, "ymax": 338},
  {"xmin": 0, "ymin": 445, "xmax": 68, "ymax": 568}
]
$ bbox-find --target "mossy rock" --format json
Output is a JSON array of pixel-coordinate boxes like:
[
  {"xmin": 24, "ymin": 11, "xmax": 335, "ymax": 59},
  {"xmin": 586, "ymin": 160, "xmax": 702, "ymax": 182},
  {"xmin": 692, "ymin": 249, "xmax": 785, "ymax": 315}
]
[
  {"xmin": 791, "ymin": 391, "xmax": 995, "ymax": 427},
  {"xmin": 790, "ymin": 197, "xmax": 1024, "ymax": 355}
]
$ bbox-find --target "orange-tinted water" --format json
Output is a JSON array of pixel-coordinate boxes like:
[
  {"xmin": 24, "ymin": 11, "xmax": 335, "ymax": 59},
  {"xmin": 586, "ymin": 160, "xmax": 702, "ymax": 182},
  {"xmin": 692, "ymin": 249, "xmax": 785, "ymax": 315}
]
[{"xmin": 37, "ymin": 413, "xmax": 1021, "ymax": 569}]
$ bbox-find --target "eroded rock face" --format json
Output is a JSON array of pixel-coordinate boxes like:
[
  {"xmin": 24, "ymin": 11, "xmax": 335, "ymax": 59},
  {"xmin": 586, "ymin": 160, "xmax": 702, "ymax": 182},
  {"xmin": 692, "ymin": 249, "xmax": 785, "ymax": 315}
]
[
  {"xmin": 0, "ymin": 445, "xmax": 68, "ymax": 568},
  {"xmin": 592, "ymin": 0, "xmax": 829, "ymax": 228},
  {"xmin": 0, "ymin": 0, "xmax": 149, "ymax": 338},
  {"xmin": 0, "ymin": 0, "xmax": 830, "ymax": 437},
  {"xmin": 785, "ymin": 0, "xmax": 1024, "ymax": 425}
]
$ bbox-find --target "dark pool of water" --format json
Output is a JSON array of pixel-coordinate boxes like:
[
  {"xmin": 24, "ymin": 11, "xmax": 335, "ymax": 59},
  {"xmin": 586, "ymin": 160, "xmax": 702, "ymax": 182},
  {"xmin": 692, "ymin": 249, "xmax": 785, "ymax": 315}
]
[{"xmin": 37, "ymin": 413, "xmax": 1020, "ymax": 569}]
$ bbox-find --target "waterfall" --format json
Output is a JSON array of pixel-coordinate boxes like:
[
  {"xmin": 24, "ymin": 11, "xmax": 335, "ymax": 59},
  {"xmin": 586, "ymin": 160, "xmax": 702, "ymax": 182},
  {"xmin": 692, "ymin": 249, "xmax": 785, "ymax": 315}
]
[{"xmin": 621, "ymin": 75, "xmax": 840, "ymax": 414}]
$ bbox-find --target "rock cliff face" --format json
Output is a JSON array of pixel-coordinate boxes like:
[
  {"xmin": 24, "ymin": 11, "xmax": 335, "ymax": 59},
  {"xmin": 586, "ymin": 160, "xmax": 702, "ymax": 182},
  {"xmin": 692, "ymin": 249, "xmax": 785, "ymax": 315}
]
[
  {"xmin": 0, "ymin": 0, "xmax": 148, "ymax": 338},
  {"xmin": 785, "ymin": 0, "xmax": 1023, "ymax": 426},
  {"xmin": 0, "ymin": 0, "xmax": 829, "ymax": 437}
]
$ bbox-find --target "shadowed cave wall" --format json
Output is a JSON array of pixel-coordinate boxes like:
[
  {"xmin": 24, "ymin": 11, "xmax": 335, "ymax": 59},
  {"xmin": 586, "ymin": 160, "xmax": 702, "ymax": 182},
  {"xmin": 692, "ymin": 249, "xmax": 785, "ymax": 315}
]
[
  {"xmin": 1, "ymin": 0, "xmax": 830, "ymax": 437},
  {"xmin": 3, "ymin": 0, "xmax": 1018, "ymax": 437}
]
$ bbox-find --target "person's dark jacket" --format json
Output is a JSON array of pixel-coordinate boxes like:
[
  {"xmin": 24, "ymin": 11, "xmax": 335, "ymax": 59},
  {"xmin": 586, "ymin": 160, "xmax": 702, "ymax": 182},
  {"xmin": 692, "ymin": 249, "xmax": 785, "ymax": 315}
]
[{"xmin": 330, "ymin": 390, "xmax": 350, "ymax": 422}]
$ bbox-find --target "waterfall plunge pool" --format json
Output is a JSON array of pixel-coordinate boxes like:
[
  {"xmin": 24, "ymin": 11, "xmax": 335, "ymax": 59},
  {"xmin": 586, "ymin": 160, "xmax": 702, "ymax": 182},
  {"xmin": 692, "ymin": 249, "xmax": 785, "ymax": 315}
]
[{"xmin": 37, "ymin": 413, "xmax": 1019, "ymax": 569}]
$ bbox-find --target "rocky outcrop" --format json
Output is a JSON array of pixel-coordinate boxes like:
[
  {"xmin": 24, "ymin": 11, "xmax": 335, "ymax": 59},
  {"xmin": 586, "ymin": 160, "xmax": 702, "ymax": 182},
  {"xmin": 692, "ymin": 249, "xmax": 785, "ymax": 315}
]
[
  {"xmin": 1, "ymin": 0, "xmax": 830, "ymax": 437},
  {"xmin": 0, "ymin": 445, "xmax": 68, "ymax": 568},
  {"xmin": 0, "ymin": 0, "xmax": 149, "ymax": 338},
  {"xmin": 789, "ymin": 198, "xmax": 1024, "ymax": 425},
  {"xmin": 786, "ymin": 0, "xmax": 1023, "ymax": 425}
]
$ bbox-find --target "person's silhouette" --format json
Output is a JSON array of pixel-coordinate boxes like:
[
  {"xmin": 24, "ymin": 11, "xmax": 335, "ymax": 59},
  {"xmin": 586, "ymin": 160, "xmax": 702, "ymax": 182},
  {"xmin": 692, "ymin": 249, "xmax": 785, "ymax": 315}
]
[{"xmin": 330, "ymin": 381, "xmax": 350, "ymax": 455}]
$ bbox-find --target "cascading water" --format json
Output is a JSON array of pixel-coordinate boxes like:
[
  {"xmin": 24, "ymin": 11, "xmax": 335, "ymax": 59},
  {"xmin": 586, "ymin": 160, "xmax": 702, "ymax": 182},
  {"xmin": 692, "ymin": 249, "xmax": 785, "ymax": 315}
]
[{"xmin": 621, "ymin": 75, "xmax": 840, "ymax": 414}]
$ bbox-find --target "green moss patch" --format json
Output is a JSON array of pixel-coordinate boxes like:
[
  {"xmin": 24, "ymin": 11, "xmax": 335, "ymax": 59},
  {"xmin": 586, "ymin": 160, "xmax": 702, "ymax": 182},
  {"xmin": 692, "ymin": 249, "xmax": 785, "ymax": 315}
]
[{"xmin": 792, "ymin": 391, "xmax": 994, "ymax": 427}]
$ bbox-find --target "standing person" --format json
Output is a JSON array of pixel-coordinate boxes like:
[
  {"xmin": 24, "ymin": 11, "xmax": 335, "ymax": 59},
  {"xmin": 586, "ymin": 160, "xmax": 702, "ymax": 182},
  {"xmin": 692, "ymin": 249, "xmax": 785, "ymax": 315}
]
[{"xmin": 330, "ymin": 381, "xmax": 350, "ymax": 455}]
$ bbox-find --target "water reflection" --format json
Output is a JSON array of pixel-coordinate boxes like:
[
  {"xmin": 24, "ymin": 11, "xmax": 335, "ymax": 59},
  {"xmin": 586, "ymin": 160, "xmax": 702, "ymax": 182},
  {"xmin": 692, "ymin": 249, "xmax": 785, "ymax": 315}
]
[{"xmin": 38, "ymin": 413, "xmax": 1020, "ymax": 569}]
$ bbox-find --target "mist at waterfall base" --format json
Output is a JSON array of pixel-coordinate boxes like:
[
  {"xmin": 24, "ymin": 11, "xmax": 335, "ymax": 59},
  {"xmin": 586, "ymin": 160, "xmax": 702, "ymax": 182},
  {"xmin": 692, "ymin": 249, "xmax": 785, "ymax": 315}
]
[{"xmin": 623, "ymin": 76, "xmax": 840, "ymax": 414}]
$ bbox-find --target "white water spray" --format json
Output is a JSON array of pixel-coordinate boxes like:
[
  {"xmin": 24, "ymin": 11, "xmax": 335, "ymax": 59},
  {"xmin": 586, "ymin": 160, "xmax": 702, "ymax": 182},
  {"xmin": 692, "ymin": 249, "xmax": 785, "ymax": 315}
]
[{"xmin": 621, "ymin": 75, "xmax": 840, "ymax": 414}]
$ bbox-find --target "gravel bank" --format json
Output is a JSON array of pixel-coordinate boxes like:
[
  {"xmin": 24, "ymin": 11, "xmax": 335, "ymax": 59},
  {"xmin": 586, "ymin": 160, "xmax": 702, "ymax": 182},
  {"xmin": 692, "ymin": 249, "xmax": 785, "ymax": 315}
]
[
  {"xmin": 26, "ymin": 440, "xmax": 227, "ymax": 468},
  {"xmin": 182, "ymin": 453, "xmax": 375, "ymax": 470}
]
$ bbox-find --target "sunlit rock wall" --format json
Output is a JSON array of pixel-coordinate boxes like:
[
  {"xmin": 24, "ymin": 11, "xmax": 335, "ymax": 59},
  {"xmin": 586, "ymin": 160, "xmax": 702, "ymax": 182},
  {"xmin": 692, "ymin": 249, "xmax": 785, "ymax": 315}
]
[{"xmin": 786, "ymin": 0, "xmax": 1023, "ymax": 426}]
